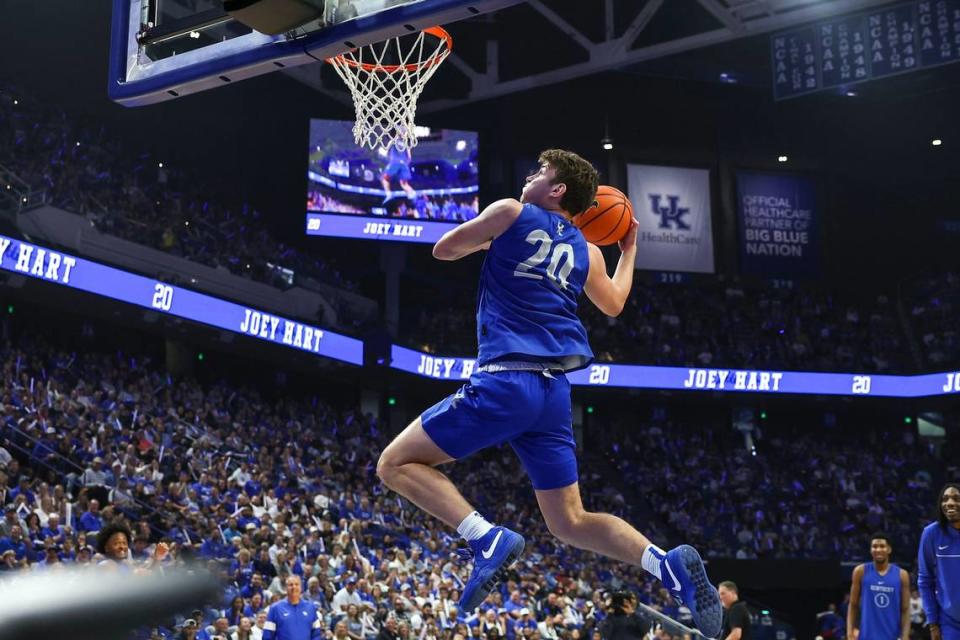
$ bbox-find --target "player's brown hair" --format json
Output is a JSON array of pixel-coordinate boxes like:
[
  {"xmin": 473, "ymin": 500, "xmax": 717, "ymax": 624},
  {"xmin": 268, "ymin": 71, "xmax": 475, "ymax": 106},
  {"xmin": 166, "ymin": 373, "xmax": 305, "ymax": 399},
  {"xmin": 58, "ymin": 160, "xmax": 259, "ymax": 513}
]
[{"xmin": 538, "ymin": 149, "xmax": 599, "ymax": 216}]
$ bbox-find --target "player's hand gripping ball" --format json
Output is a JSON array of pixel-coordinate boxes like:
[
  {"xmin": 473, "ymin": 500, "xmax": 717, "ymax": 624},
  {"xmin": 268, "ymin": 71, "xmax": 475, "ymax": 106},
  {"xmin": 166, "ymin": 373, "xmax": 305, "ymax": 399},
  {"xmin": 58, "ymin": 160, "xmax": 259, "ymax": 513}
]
[{"xmin": 574, "ymin": 185, "xmax": 634, "ymax": 246}]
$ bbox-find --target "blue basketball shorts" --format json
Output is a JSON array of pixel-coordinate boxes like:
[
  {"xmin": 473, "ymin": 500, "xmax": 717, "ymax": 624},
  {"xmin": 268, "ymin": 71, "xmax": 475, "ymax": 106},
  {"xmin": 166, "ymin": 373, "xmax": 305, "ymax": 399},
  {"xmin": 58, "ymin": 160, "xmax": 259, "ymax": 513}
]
[
  {"xmin": 383, "ymin": 162, "xmax": 412, "ymax": 181},
  {"xmin": 420, "ymin": 369, "xmax": 577, "ymax": 490}
]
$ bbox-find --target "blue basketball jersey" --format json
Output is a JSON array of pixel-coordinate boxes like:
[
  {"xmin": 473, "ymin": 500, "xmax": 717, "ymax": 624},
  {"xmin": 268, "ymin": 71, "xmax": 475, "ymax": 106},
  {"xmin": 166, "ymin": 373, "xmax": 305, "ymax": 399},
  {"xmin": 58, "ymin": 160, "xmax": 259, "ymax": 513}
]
[
  {"xmin": 388, "ymin": 146, "xmax": 409, "ymax": 164},
  {"xmin": 476, "ymin": 203, "xmax": 593, "ymax": 371},
  {"xmin": 861, "ymin": 563, "xmax": 902, "ymax": 640}
]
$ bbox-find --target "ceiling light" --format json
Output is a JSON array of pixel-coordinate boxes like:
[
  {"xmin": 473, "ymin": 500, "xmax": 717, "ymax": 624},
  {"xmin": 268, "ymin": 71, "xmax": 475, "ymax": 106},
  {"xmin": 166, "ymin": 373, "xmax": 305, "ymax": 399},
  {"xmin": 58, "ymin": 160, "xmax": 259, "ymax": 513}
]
[
  {"xmin": 777, "ymin": 155, "xmax": 788, "ymax": 163},
  {"xmin": 601, "ymin": 114, "xmax": 614, "ymax": 151},
  {"xmin": 932, "ymin": 138, "xmax": 943, "ymax": 146}
]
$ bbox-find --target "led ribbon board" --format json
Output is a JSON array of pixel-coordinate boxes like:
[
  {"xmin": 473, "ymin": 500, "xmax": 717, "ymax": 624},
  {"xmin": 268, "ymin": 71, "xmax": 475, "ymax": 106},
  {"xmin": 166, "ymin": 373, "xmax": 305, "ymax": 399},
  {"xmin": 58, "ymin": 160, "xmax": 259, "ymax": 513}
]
[
  {"xmin": 306, "ymin": 213, "xmax": 459, "ymax": 243},
  {"xmin": 390, "ymin": 345, "xmax": 960, "ymax": 398},
  {"xmin": 0, "ymin": 235, "xmax": 363, "ymax": 365},
  {"xmin": 5, "ymin": 232, "xmax": 958, "ymax": 396}
]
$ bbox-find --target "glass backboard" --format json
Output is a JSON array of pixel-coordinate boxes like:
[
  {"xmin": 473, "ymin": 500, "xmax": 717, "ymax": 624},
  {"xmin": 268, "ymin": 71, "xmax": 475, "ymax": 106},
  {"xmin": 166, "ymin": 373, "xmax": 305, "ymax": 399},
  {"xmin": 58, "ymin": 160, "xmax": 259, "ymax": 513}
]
[{"xmin": 109, "ymin": 0, "xmax": 519, "ymax": 106}]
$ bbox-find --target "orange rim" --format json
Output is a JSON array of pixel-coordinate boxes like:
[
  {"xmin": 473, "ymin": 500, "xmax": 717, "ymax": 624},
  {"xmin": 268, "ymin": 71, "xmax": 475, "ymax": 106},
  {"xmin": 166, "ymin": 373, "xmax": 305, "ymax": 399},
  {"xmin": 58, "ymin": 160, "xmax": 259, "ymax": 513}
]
[{"xmin": 326, "ymin": 26, "xmax": 452, "ymax": 73}]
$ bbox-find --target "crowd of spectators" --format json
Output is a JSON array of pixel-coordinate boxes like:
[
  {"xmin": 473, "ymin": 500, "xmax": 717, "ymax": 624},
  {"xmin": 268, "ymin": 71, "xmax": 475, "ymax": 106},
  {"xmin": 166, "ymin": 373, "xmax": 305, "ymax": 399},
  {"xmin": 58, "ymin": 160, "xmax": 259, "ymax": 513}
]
[
  {"xmin": 580, "ymin": 279, "xmax": 907, "ymax": 373},
  {"xmin": 383, "ymin": 196, "xmax": 478, "ymax": 222},
  {"xmin": 0, "ymin": 82, "xmax": 359, "ymax": 296},
  {"xmin": 0, "ymin": 309, "xmax": 949, "ymax": 639},
  {"xmin": 405, "ymin": 298, "xmax": 475, "ymax": 357},
  {"xmin": 906, "ymin": 270, "xmax": 960, "ymax": 368},
  {"xmin": 0, "ymin": 73, "xmax": 954, "ymax": 639},
  {"xmin": 405, "ymin": 277, "xmax": 909, "ymax": 373},
  {"xmin": 592, "ymin": 415, "xmax": 943, "ymax": 561},
  {"xmin": 0, "ymin": 323, "xmax": 687, "ymax": 640},
  {"xmin": 1, "ymin": 81, "xmax": 952, "ymax": 376}
]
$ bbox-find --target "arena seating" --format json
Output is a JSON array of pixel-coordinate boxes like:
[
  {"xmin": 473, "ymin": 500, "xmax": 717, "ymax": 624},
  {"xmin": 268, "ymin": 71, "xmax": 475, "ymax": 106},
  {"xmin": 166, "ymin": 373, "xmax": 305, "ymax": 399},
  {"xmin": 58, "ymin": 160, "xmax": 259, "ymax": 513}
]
[
  {"xmin": 2, "ymin": 82, "xmax": 947, "ymax": 378},
  {"xmin": 405, "ymin": 278, "xmax": 909, "ymax": 373},
  {"xmin": 1, "ymin": 76, "xmax": 955, "ymax": 640},
  {"xmin": 0, "ymin": 318, "xmax": 946, "ymax": 639},
  {"xmin": 0, "ymin": 83, "xmax": 359, "ymax": 297},
  {"xmin": 906, "ymin": 271, "xmax": 960, "ymax": 369}
]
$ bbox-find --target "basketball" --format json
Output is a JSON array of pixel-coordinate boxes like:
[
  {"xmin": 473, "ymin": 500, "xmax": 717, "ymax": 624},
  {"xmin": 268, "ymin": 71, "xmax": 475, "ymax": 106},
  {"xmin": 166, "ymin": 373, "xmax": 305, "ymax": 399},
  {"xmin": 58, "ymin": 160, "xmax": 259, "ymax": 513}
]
[{"xmin": 575, "ymin": 185, "xmax": 634, "ymax": 246}]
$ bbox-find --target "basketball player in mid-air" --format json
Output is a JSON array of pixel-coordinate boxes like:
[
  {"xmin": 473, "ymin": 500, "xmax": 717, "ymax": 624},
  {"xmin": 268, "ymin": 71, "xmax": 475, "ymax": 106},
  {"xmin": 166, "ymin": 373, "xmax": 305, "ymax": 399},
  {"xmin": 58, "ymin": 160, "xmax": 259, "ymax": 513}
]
[
  {"xmin": 381, "ymin": 144, "xmax": 417, "ymax": 204},
  {"xmin": 846, "ymin": 533, "xmax": 910, "ymax": 640},
  {"xmin": 377, "ymin": 149, "xmax": 723, "ymax": 638}
]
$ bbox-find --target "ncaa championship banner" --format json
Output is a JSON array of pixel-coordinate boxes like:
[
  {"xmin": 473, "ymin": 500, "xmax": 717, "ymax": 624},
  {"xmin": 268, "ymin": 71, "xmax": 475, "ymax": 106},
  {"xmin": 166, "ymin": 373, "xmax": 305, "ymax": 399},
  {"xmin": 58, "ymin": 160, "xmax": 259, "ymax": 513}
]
[
  {"xmin": 736, "ymin": 172, "xmax": 818, "ymax": 277},
  {"xmin": 626, "ymin": 164, "xmax": 715, "ymax": 273}
]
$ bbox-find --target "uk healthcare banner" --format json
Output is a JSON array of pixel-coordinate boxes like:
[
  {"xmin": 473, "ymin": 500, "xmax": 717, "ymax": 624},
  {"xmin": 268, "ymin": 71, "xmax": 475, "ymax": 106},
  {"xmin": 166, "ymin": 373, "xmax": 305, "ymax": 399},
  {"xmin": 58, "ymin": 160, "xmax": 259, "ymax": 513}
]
[
  {"xmin": 737, "ymin": 171, "xmax": 819, "ymax": 277},
  {"xmin": 626, "ymin": 164, "xmax": 715, "ymax": 273}
]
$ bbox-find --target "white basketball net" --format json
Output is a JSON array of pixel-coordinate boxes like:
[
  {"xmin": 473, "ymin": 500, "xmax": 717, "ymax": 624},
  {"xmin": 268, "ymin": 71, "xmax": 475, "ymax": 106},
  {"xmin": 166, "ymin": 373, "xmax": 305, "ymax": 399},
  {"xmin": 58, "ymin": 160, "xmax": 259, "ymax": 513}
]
[{"xmin": 327, "ymin": 27, "xmax": 452, "ymax": 152}]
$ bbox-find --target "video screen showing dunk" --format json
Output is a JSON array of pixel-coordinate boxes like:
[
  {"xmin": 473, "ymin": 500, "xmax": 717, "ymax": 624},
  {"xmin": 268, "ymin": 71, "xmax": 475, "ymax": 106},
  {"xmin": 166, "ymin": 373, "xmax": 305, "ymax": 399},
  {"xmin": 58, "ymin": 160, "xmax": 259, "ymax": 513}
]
[{"xmin": 305, "ymin": 119, "xmax": 479, "ymax": 244}]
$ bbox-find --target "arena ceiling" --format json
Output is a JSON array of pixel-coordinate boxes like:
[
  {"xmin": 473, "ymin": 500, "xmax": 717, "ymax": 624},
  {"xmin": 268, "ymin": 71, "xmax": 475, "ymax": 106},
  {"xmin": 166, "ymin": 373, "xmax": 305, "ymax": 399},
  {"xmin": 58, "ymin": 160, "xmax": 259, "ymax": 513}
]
[{"xmin": 275, "ymin": 0, "xmax": 898, "ymax": 110}]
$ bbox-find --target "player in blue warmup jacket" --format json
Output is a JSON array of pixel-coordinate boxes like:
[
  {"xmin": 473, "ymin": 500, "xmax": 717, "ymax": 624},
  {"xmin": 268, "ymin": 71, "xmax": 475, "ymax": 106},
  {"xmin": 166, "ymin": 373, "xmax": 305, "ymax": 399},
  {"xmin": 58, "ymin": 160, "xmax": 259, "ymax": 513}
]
[
  {"xmin": 847, "ymin": 532, "xmax": 910, "ymax": 640},
  {"xmin": 919, "ymin": 483, "xmax": 960, "ymax": 640},
  {"xmin": 263, "ymin": 575, "xmax": 322, "ymax": 640},
  {"xmin": 377, "ymin": 149, "xmax": 723, "ymax": 638}
]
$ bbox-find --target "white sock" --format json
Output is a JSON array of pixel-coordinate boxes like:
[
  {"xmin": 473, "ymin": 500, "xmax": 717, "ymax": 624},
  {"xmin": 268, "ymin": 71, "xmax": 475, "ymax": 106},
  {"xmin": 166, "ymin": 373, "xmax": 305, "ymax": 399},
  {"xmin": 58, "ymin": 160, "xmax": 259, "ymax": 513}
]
[
  {"xmin": 641, "ymin": 544, "xmax": 667, "ymax": 580},
  {"xmin": 457, "ymin": 511, "xmax": 494, "ymax": 542}
]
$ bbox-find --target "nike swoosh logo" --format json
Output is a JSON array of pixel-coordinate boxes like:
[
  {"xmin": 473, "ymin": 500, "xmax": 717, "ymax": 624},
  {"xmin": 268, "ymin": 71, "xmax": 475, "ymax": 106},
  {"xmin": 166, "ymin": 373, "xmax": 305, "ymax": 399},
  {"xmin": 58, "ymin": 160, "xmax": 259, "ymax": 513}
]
[
  {"xmin": 481, "ymin": 531, "xmax": 503, "ymax": 559},
  {"xmin": 940, "ymin": 545, "xmax": 950, "ymax": 550},
  {"xmin": 664, "ymin": 558, "xmax": 682, "ymax": 593}
]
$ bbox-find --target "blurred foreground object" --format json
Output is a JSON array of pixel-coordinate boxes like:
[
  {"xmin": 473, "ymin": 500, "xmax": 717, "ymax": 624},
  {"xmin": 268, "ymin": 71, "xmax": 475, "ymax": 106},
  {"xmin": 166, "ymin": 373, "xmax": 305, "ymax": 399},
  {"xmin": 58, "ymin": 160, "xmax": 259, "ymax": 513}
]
[{"xmin": 0, "ymin": 566, "xmax": 220, "ymax": 640}]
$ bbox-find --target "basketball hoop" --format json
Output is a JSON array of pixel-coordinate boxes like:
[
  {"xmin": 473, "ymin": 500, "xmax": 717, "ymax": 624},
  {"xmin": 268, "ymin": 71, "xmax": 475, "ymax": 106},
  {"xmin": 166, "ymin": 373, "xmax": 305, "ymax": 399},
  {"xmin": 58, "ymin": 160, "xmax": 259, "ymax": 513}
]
[{"xmin": 327, "ymin": 26, "xmax": 452, "ymax": 152}]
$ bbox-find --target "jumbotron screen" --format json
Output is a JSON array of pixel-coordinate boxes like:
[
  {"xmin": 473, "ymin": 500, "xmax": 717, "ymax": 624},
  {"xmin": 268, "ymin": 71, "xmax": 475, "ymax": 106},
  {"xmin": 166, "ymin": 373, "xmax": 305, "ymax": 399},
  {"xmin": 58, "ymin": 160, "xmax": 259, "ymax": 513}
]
[{"xmin": 305, "ymin": 120, "xmax": 479, "ymax": 244}]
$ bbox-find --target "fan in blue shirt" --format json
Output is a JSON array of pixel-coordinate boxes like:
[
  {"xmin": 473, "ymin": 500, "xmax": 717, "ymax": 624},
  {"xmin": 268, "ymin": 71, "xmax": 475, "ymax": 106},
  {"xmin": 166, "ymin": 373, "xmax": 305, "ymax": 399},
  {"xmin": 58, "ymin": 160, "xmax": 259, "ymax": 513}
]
[
  {"xmin": 41, "ymin": 514, "xmax": 65, "ymax": 543},
  {"xmin": 78, "ymin": 500, "xmax": 104, "ymax": 533},
  {"xmin": 263, "ymin": 575, "xmax": 322, "ymax": 640},
  {"xmin": 918, "ymin": 483, "xmax": 960, "ymax": 640},
  {"xmin": 0, "ymin": 525, "xmax": 33, "ymax": 561}
]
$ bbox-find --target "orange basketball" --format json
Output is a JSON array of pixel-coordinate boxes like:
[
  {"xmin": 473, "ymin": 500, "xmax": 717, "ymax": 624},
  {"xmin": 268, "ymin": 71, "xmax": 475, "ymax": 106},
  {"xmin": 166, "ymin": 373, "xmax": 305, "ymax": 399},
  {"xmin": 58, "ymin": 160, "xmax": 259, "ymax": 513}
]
[{"xmin": 574, "ymin": 185, "xmax": 634, "ymax": 246}]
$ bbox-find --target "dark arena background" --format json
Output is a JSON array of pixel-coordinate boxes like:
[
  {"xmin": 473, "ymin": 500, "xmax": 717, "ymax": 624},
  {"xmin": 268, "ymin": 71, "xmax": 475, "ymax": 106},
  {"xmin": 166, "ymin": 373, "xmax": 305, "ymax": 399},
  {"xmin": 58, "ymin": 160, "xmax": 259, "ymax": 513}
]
[{"xmin": 1, "ymin": 1, "xmax": 959, "ymax": 639}]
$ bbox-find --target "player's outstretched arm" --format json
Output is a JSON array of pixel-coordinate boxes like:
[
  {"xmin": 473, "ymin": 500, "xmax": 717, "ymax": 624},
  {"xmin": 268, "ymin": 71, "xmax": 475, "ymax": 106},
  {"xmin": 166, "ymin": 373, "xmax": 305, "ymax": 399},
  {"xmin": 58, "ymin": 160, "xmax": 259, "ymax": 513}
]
[
  {"xmin": 433, "ymin": 198, "xmax": 522, "ymax": 261},
  {"xmin": 583, "ymin": 218, "xmax": 638, "ymax": 317}
]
